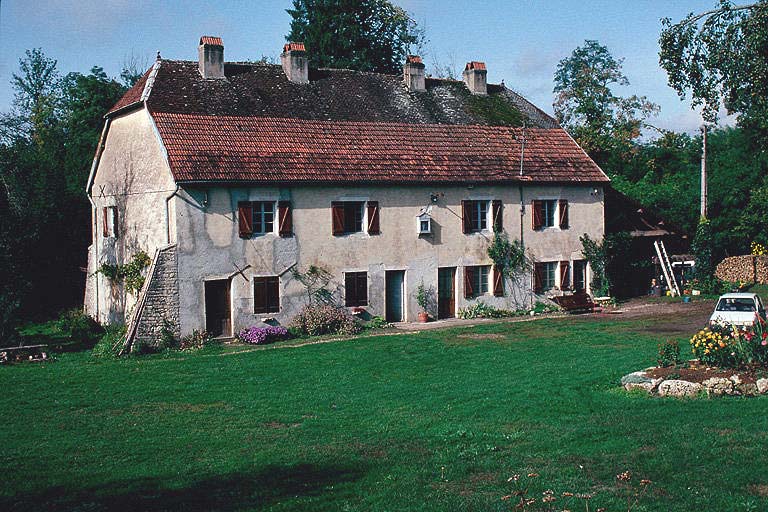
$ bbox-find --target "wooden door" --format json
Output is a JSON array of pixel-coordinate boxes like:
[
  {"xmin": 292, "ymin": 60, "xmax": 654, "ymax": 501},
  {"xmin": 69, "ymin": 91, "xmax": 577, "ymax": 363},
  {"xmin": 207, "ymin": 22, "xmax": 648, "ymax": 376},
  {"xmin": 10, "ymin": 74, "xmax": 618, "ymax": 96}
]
[
  {"xmin": 385, "ymin": 271, "xmax": 405, "ymax": 322},
  {"xmin": 573, "ymin": 260, "xmax": 587, "ymax": 293},
  {"xmin": 438, "ymin": 267, "xmax": 456, "ymax": 319},
  {"xmin": 205, "ymin": 279, "xmax": 231, "ymax": 337}
]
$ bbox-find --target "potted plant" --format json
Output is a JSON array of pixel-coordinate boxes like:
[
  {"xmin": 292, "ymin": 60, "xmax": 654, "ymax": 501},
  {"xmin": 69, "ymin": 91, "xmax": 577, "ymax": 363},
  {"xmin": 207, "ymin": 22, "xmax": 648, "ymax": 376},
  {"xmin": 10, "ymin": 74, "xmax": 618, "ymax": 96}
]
[{"xmin": 416, "ymin": 283, "xmax": 430, "ymax": 323}]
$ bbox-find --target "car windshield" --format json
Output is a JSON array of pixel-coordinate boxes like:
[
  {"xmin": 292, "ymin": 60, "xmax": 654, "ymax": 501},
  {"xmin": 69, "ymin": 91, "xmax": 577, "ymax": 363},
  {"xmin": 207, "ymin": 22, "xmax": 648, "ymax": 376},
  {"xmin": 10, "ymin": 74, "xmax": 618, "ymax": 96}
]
[{"xmin": 716, "ymin": 298, "xmax": 756, "ymax": 312}]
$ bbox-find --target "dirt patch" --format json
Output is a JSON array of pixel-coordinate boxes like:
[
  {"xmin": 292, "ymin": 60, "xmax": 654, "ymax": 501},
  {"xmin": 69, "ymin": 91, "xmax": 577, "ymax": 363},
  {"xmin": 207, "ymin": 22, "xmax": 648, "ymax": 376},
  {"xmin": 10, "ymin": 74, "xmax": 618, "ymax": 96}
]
[
  {"xmin": 262, "ymin": 421, "xmax": 302, "ymax": 429},
  {"xmin": 748, "ymin": 484, "xmax": 768, "ymax": 497},
  {"xmin": 647, "ymin": 364, "xmax": 761, "ymax": 385},
  {"xmin": 457, "ymin": 333, "xmax": 505, "ymax": 340}
]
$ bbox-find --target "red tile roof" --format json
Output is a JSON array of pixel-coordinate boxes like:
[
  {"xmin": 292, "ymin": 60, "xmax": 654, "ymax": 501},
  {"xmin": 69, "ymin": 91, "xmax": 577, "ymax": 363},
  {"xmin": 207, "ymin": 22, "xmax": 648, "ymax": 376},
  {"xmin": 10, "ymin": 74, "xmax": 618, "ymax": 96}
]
[
  {"xmin": 152, "ymin": 113, "xmax": 608, "ymax": 184},
  {"xmin": 200, "ymin": 36, "xmax": 223, "ymax": 46},
  {"xmin": 107, "ymin": 67, "xmax": 151, "ymax": 114}
]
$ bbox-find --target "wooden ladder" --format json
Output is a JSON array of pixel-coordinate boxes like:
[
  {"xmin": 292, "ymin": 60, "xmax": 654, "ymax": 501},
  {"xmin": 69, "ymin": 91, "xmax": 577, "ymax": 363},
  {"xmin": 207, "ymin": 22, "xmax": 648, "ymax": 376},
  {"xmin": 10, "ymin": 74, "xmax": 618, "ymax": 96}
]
[{"xmin": 654, "ymin": 240, "xmax": 680, "ymax": 297}]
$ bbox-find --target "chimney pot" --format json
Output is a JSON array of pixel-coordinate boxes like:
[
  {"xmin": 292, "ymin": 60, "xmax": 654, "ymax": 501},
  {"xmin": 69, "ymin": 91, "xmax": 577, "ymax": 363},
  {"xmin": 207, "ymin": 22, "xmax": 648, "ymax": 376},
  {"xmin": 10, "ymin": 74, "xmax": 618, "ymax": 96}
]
[
  {"xmin": 198, "ymin": 36, "xmax": 224, "ymax": 79},
  {"xmin": 403, "ymin": 55, "xmax": 425, "ymax": 92},
  {"xmin": 463, "ymin": 61, "xmax": 487, "ymax": 95},
  {"xmin": 281, "ymin": 41, "xmax": 309, "ymax": 84}
]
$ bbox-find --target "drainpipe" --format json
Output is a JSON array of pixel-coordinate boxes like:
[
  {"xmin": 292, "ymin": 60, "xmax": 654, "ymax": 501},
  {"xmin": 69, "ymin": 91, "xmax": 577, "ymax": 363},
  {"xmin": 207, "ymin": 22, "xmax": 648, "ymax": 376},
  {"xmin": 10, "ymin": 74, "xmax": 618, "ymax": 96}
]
[{"xmin": 165, "ymin": 184, "xmax": 180, "ymax": 244}]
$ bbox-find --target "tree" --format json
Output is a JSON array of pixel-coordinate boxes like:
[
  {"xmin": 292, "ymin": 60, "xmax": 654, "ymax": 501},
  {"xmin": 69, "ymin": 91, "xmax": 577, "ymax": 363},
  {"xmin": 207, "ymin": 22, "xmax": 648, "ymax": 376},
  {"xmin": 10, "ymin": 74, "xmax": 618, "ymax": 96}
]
[
  {"xmin": 659, "ymin": 2, "xmax": 768, "ymax": 143},
  {"xmin": 553, "ymin": 40, "xmax": 659, "ymax": 168},
  {"xmin": 735, "ymin": 180, "xmax": 768, "ymax": 246},
  {"xmin": 286, "ymin": 0, "xmax": 425, "ymax": 74}
]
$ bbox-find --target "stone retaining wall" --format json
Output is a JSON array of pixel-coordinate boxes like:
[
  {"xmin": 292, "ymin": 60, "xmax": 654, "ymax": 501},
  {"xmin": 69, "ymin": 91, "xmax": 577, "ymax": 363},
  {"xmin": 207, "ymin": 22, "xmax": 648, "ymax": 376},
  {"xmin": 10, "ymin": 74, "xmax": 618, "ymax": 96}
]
[
  {"xmin": 714, "ymin": 255, "xmax": 768, "ymax": 284},
  {"xmin": 133, "ymin": 245, "xmax": 180, "ymax": 346}
]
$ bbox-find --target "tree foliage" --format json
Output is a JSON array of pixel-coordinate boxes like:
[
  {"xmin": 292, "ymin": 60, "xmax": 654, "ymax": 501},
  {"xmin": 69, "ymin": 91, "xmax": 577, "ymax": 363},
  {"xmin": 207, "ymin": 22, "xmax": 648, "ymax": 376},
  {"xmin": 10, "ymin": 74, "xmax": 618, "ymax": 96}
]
[
  {"xmin": 659, "ymin": 1, "xmax": 768, "ymax": 142},
  {"xmin": 553, "ymin": 40, "xmax": 659, "ymax": 168},
  {"xmin": 286, "ymin": 0, "xmax": 425, "ymax": 74}
]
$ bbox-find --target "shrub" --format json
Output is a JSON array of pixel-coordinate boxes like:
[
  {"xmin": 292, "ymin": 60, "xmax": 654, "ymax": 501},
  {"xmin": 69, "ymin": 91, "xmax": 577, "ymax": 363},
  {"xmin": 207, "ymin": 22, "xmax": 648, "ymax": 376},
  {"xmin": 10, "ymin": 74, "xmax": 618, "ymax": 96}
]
[
  {"xmin": 289, "ymin": 305, "xmax": 362, "ymax": 337},
  {"xmin": 690, "ymin": 318, "xmax": 768, "ymax": 368},
  {"xmin": 236, "ymin": 326, "xmax": 291, "ymax": 345},
  {"xmin": 91, "ymin": 324, "xmax": 126, "ymax": 359},
  {"xmin": 365, "ymin": 316, "xmax": 391, "ymax": 329},
  {"xmin": 657, "ymin": 340, "xmax": 682, "ymax": 367},
  {"xmin": 457, "ymin": 301, "xmax": 525, "ymax": 319},
  {"xmin": 532, "ymin": 301, "xmax": 560, "ymax": 315},
  {"xmin": 57, "ymin": 308, "xmax": 104, "ymax": 346},
  {"xmin": 179, "ymin": 330, "xmax": 216, "ymax": 351}
]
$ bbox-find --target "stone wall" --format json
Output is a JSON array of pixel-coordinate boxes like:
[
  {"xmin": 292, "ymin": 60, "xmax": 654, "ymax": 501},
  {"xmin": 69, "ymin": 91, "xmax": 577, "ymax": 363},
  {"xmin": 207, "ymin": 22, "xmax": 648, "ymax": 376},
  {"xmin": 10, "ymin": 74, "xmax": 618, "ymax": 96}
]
[
  {"xmin": 132, "ymin": 245, "xmax": 180, "ymax": 346},
  {"xmin": 715, "ymin": 255, "xmax": 768, "ymax": 284}
]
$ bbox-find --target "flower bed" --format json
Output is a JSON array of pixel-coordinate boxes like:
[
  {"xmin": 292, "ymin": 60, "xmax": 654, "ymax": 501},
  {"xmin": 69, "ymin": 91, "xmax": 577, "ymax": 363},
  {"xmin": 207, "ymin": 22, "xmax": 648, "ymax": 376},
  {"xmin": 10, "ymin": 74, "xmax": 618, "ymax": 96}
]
[{"xmin": 236, "ymin": 326, "xmax": 292, "ymax": 345}]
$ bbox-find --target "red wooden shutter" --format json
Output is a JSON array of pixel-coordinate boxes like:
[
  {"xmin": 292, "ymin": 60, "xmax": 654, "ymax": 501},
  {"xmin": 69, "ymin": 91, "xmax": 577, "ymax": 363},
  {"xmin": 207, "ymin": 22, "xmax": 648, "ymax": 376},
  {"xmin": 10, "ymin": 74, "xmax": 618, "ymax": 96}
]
[
  {"xmin": 533, "ymin": 263, "xmax": 543, "ymax": 293},
  {"xmin": 492, "ymin": 200, "xmax": 503, "ymax": 232},
  {"xmin": 560, "ymin": 261, "xmax": 570, "ymax": 290},
  {"xmin": 254, "ymin": 278, "xmax": 267, "ymax": 313},
  {"xmin": 464, "ymin": 267, "xmax": 475, "ymax": 298},
  {"xmin": 238, "ymin": 202, "xmax": 253, "ymax": 238},
  {"xmin": 493, "ymin": 265, "xmax": 504, "ymax": 296},
  {"xmin": 332, "ymin": 202, "xmax": 345, "ymax": 235},
  {"xmin": 461, "ymin": 201, "xmax": 472, "ymax": 234},
  {"xmin": 278, "ymin": 201, "xmax": 293, "ymax": 237},
  {"xmin": 367, "ymin": 201, "xmax": 380, "ymax": 235},
  {"xmin": 102, "ymin": 207, "xmax": 109, "ymax": 237},
  {"xmin": 532, "ymin": 200, "xmax": 543, "ymax": 230},
  {"xmin": 559, "ymin": 200, "xmax": 569, "ymax": 229}
]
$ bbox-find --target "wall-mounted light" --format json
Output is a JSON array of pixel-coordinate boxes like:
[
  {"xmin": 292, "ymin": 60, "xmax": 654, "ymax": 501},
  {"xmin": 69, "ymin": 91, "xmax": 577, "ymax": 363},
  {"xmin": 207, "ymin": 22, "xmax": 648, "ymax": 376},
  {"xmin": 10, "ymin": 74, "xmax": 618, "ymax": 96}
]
[
  {"xmin": 430, "ymin": 193, "xmax": 439, "ymax": 203},
  {"xmin": 590, "ymin": 188, "xmax": 600, "ymax": 196}
]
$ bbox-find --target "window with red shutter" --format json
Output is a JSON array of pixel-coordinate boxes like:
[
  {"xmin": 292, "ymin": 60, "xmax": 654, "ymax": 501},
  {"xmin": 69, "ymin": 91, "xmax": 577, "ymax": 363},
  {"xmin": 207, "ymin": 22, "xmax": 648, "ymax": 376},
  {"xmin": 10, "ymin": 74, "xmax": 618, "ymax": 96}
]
[
  {"xmin": 278, "ymin": 201, "xmax": 293, "ymax": 237},
  {"xmin": 102, "ymin": 207, "xmax": 109, "ymax": 237},
  {"xmin": 492, "ymin": 200, "xmax": 503, "ymax": 232},
  {"xmin": 461, "ymin": 201, "xmax": 471, "ymax": 234},
  {"xmin": 493, "ymin": 265, "xmax": 504, "ymax": 296},
  {"xmin": 558, "ymin": 200, "xmax": 569, "ymax": 229},
  {"xmin": 367, "ymin": 201, "xmax": 380, "ymax": 235},
  {"xmin": 254, "ymin": 276, "xmax": 279, "ymax": 313},
  {"xmin": 332, "ymin": 202, "xmax": 364, "ymax": 235},
  {"xmin": 559, "ymin": 261, "xmax": 570, "ymax": 290},
  {"xmin": 238, "ymin": 202, "xmax": 253, "ymax": 238},
  {"xmin": 533, "ymin": 263, "xmax": 544, "ymax": 293},
  {"xmin": 345, "ymin": 272, "xmax": 368, "ymax": 306},
  {"xmin": 464, "ymin": 266, "xmax": 475, "ymax": 298}
]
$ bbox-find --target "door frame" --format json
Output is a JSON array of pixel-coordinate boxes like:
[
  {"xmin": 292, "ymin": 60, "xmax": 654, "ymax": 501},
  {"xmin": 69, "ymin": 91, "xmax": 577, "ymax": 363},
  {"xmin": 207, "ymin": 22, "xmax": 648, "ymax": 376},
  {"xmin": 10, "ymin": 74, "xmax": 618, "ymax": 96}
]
[
  {"xmin": 204, "ymin": 278, "xmax": 232, "ymax": 337},
  {"xmin": 385, "ymin": 269, "xmax": 406, "ymax": 322},
  {"xmin": 437, "ymin": 267, "xmax": 456, "ymax": 319}
]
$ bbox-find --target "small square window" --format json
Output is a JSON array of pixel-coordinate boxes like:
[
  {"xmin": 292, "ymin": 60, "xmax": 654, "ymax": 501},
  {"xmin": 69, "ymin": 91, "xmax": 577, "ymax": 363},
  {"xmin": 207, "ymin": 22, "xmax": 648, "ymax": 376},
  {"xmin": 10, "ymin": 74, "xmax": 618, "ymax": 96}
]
[{"xmin": 345, "ymin": 272, "xmax": 368, "ymax": 306}]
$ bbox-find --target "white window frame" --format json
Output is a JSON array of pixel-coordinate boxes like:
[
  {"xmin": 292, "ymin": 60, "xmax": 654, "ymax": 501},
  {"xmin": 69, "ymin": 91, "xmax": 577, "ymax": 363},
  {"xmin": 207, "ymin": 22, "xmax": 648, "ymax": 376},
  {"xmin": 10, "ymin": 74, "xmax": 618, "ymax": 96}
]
[
  {"xmin": 252, "ymin": 201, "xmax": 276, "ymax": 235},
  {"xmin": 541, "ymin": 261, "xmax": 557, "ymax": 291},
  {"xmin": 337, "ymin": 196, "xmax": 370, "ymax": 235},
  {"xmin": 104, "ymin": 206, "xmax": 118, "ymax": 238},
  {"xmin": 466, "ymin": 199, "xmax": 492, "ymax": 233},
  {"xmin": 472, "ymin": 265, "xmax": 491, "ymax": 296},
  {"xmin": 541, "ymin": 200, "xmax": 557, "ymax": 229}
]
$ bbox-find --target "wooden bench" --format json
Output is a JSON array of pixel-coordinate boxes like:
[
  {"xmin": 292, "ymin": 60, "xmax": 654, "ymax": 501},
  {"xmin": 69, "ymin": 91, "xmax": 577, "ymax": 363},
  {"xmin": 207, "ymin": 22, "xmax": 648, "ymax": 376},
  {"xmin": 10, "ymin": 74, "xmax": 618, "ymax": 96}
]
[{"xmin": 552, "ymin": 292, "xmax": 596, "ymax": 314}]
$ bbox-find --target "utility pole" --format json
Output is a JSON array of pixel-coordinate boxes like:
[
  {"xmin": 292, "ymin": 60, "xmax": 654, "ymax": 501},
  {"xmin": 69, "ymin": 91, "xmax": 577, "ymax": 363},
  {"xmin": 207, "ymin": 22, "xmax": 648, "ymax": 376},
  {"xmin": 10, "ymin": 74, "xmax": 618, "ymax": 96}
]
[{"xmin": 700, "ymin": 125, "xmax": 708, "ymax": 219}]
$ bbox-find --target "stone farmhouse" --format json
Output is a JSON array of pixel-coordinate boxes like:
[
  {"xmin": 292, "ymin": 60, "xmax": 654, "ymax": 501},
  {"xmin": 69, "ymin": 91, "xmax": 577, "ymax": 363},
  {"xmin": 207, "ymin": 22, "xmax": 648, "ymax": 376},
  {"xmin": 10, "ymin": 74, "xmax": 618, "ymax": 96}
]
[{"xmin": 84, "ymin": 37, "xmax": 608, "ymax": 344}]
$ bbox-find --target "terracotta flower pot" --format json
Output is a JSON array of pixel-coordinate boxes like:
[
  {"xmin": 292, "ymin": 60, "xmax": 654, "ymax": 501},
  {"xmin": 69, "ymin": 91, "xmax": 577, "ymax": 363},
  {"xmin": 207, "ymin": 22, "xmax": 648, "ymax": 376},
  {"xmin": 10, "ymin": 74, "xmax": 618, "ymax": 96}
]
[{"xmin": 418, "ymin": 311, "xmax": 429, "ymax": 323}]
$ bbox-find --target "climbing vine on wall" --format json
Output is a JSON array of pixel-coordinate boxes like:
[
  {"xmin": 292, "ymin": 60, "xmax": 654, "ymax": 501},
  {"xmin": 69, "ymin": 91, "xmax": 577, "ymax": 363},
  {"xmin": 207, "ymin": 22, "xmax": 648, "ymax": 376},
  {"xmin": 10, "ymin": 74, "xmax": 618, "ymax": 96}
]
[
  {"xmin": 96, "ymin": 251, "xmax": 151, "ymax": 294},
  {"xmin": 487, "ymin": 232, "xmax": 531, "ymax": 279}
]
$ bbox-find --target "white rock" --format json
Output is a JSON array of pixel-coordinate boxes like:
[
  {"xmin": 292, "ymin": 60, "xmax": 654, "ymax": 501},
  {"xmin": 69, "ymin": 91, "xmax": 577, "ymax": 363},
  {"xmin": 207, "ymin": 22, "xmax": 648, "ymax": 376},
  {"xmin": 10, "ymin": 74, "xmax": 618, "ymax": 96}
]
[
  {"xmin": 702, "ymin": 377, "xmax": 735, "ymax": 396},
  {"xmin": 657, "ymin": 379, "xmax": 703, "ymax": 398},
  {"xmin": 757, "ymin": 378, "xmax": 768, "ymax": 394}
]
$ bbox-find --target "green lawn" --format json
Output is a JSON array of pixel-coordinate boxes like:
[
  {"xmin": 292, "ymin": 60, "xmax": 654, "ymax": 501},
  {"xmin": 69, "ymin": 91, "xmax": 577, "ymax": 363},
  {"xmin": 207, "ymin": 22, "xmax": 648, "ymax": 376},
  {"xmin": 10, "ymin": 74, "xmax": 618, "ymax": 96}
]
[{"xmin": 2, "ymin": 316, "xmax": 767, "ymax": 511}]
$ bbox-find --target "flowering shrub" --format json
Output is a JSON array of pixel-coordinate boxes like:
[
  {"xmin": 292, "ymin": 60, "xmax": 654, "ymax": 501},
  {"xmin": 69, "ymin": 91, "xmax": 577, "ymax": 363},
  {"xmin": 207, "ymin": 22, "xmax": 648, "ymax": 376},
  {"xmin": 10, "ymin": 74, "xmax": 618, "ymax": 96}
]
[
  {"xmin": 656, "ymin": 340, "xmax": 681, "ymax": 367},
  {"xmin": 236, "ymin": 326, "xmax": 291, "ymax": 345},
  {"xmin": 289, "ymin": 305, "xmax": 362, "ymax": 337},
  {"xmin": 690, "ymin": 316, "xmax": 768, "ymax": 367},
  {"xmin": 751, "ymin": 241, "xmax": 767, "ymax": 256}
]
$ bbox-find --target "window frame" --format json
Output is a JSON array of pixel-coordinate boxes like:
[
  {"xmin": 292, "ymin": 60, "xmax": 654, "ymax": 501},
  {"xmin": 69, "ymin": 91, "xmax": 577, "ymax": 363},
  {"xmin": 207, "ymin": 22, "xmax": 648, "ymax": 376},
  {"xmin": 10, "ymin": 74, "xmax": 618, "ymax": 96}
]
[
  {"xmin": 344, "ymin": 271, "xmax": 368, "ymax": 307},
  {"xmin": 466, "ymin": 265, "xmax": 491, "ymax": 298},
  {"xmin": 252, "ymin": 201, "xmax": 276, "ymax": 235},
  {"xmin": 102, "ymin": 206, "xmax": 118, "ymax": 239},
  {"xmin": 541, "ymin": 200, "xmax": 556, "ymax": 228},
  {"xmin": 464, "ymin": 200, "xmax": 491, "ymax": 233},
  {"xmin": 253, "ymin": 276, "xmax": 280, "ymax": 314}
]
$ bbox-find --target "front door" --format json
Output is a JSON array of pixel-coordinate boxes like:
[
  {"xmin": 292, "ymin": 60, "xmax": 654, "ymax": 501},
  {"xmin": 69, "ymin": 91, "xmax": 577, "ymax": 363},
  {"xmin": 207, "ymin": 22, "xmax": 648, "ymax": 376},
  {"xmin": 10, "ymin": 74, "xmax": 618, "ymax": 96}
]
[
  {"xmin": 385, "ymin": 270, "xmax": 405, "ymax": 322},
  {"xmin": 573, "ymin": 260, "xmax": 587, "ymax": 293},
  {"xmin": 438, "ymin": 267, "xmax": 456, "ymax": 319},
  {"xmin": 205, "ymin": 279, "xmax": 231, "ymax": 337}
]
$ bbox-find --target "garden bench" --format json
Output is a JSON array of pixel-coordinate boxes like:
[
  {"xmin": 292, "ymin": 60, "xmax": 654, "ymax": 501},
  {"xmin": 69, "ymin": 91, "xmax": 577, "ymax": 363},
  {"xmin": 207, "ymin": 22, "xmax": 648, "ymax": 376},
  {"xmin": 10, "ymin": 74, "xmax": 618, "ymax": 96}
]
[
  {"xmin": 0, "ymin": 344, "xmax": 49, "ymax": 364},
  {"xmin": 552, "ymin": 292, "xmax": 596, "ymax": 314}
]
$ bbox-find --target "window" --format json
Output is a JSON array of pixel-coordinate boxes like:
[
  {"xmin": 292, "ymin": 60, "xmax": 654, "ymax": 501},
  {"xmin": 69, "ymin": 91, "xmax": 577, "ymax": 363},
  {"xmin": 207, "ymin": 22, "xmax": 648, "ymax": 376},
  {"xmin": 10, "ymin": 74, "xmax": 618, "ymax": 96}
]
[
  {"xmin": 464, "ymin": 265, "xmax": 490, "ymax": 298},
  {"xmin": 462, "ymin": 200, "xmax": 491, "ymax": 233},
  {"xmin": 332, "ymin": 201, "xmax": 378, "ymax": 235},
  {"xmin": 252, "ymin": 201, "xmax": 275, "ymax": 234},
  {"xmin": 345, "ymin": 272, "xmax": 368, "ymax": 306},
  {"xmin": 417, "ymin": 212, "xmax": 432, "ymax": 234},
  {"xmin": 254, "ymin": 276, "xmax": 279, "ymax": 314},
  {"xmin": 102, "ymin": 206, "xmax": 118, "ymax": 238},
  {"xmin": 532, "ymin": 199, "xmax": 568, "ymax": 230},
  {"xmin": 534, "ymin": 262, "xmax": 557, "ymax": 293}
]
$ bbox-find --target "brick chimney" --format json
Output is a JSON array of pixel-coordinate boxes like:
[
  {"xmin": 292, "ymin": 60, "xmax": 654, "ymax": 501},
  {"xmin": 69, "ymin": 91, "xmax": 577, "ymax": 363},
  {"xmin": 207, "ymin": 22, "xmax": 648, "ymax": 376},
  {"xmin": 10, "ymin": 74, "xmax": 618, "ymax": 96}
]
[
  {"xmin": 403, "ymin": 55, "xmax": 425, "ymax": 92},
  {"xmin": 463, "ymin": 61, "xmax": 487, "ymax": 95},
  {"xmin": 281, "ymin": 42, "xmax": 309, "ymax": 84},
  {"xmin": 198, "ymin": 36, "xmax": 224, "ymax": 79}
]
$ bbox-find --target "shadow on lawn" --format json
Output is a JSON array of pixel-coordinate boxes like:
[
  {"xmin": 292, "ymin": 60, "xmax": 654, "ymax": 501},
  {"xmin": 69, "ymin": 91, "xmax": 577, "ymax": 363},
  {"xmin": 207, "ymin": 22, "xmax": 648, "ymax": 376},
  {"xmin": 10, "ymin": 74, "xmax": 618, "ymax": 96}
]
[{"xmin": 3, "ymin": 463, "xmax": 364, "ymax": 511}]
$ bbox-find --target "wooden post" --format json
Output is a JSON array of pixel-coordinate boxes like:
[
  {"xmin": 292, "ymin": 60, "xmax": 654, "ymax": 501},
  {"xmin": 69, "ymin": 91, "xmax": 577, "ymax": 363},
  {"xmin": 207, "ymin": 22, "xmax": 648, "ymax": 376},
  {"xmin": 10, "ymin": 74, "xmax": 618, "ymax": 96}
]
[{"xmin": 700, "ymin": 125, "xmax": 708, "ymax": 219}]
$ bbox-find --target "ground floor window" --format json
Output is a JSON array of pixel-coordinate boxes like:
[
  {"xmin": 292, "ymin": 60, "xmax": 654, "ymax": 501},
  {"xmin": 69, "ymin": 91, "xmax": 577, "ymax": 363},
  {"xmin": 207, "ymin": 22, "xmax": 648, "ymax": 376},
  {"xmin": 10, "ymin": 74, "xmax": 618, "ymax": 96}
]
[
  {"xmin": 464, "ymin": 265, "xmax": 490, "ymax": 298},
  {"xmin": 534, "ymin": 262, "xmax": 557, "ymax": 293},
  {"xmin": 345, "ymin": 271, "xmax": 368, "ymax": 306},
  {"xmin": 254, "ymin": 276, "xmax": 279, "ymax": 313},
  {"xmin": 573, "ymin": 260, "xmax": 587, "ymax": 292}
]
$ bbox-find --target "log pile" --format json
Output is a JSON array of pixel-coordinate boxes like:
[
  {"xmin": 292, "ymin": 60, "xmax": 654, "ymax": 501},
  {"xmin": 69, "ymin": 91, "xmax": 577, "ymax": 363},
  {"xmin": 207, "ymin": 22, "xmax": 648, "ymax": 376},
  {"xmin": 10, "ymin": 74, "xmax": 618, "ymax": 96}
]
[{"xmin": 715, "ymin": 255, "xmax": 768, "ymax": 284}]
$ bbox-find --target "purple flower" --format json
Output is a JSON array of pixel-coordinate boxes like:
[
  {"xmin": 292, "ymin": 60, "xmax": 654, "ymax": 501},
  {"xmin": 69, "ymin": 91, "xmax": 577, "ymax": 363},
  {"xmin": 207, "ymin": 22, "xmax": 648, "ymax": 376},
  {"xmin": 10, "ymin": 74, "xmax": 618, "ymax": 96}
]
[{"xmin": 236, "ymin": 325, "xmax": 291, "ymax": 345}]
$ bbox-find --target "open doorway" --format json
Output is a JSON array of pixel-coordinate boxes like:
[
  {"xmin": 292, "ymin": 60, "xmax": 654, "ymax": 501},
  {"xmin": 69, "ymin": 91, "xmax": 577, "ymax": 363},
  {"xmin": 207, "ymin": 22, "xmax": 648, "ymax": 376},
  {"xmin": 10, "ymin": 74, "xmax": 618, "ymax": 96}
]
[
  {"xmin": 438, "ymin": 267, "xmax": 456, "ymax": 319},
  {"xmin": 385, "ymin": 270, "xmax": 405, "ymax": 322},
  {"xmin": 205, "ymin": 279, "xmax": 231, "ymax": 337}
]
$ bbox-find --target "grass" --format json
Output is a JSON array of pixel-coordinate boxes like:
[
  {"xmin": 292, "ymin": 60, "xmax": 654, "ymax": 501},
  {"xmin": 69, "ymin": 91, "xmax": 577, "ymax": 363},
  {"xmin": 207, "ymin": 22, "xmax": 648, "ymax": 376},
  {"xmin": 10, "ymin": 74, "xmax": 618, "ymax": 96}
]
[{"xmin": 2, "ymin": 315, "xmax": 768, "ymax": 511}]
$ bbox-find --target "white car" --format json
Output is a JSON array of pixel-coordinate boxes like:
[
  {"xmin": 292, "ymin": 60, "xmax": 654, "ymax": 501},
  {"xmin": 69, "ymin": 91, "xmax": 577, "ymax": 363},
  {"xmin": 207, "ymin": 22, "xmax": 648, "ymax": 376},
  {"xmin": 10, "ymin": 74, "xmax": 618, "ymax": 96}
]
[{"xmin": 709, "ymin": 293, "xmax": 766, "ymax": 327}]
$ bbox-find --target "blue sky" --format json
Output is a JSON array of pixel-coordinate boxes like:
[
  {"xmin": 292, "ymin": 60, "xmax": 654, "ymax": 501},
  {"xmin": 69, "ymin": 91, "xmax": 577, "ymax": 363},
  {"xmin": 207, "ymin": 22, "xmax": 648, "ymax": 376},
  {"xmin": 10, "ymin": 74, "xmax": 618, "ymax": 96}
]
[{"xmin": 1, "ymin": 0, "xmax": 722, "ymax": 133}]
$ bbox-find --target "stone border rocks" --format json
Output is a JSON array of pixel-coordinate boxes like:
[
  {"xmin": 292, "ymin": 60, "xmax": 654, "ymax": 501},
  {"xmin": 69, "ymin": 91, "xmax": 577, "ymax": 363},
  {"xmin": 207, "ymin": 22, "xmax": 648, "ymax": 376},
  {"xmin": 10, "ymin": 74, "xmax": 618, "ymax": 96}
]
[{"xmin": 622, "ymin": 369, "xmax": 768, "ymax": 398}]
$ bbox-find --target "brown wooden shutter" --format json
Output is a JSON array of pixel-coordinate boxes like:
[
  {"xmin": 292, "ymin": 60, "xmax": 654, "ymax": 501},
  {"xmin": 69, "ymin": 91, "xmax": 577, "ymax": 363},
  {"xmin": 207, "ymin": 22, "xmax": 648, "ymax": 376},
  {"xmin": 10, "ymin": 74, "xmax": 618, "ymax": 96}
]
[
  {"xmin": 461, "ymin": 201, "xmax": 472, "ymax": 234},
  {"xmin": 267, "ymin": 276, "xmax": 280, "ymax": 312},
  {"xmin": 254, "ymin": 278, "xmax": 267, "ymax": 313},
  {"xmin": 102, "ymin": 207, "xmax": 109, "ymax": 237},
  {"xmin": 278, "ymin": 201, "xmax": 293, "ymax": 237},
  {"xmin": 367, "ymin": 201, "xmax": 380, "ymax": 235},
  {"xmin": 560, "ymin": 261, "xmax": 570, "ymax": 290},
  {"xmin": 493, "ymin": 265, "xmax": 504, "ymax": 296},
  {"xmin": 464, "ymin": 266, "xmax": 475, "ymax": 298},
  {"xmin": 332, "ymin": 202, "xmax": 345, "ymax": 235},
  {"xmin": 357, "ymin": 273, "xmax": 368, "ymax": 305},
  {"xmin": 533, "ymin": 263, "xmax": 543, "ymax": 293},
  {"xmin": 532, "ymin": 200, "xmax": 543, "ymax": 230},
  {"xmin": 492, "ymin": 200, "xmax": 503, "ymax": 232},
  {"xmin": 559, "ymin": 200, "xmax": 569, "ymax": 229},
  {"xmin": 238, "ymin": 202, "xmax": 253, "ymax": 238}
]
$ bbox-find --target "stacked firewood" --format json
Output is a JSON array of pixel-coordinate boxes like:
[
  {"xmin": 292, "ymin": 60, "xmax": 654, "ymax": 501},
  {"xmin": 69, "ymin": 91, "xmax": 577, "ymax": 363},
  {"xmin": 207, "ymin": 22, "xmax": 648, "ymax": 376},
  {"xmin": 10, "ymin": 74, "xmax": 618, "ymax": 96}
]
[{"xmin": 715, "ymin": 255, "xmax": 768, "ymax": 284}]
